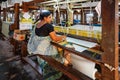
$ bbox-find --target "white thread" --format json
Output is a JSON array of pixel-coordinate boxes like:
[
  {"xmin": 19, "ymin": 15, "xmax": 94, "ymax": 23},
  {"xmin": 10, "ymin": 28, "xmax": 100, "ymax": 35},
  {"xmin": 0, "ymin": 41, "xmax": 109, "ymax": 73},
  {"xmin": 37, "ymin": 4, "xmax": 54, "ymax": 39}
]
[{"xmin": 104, "ymin": 63, "xmax": 119, "ymax": 71}]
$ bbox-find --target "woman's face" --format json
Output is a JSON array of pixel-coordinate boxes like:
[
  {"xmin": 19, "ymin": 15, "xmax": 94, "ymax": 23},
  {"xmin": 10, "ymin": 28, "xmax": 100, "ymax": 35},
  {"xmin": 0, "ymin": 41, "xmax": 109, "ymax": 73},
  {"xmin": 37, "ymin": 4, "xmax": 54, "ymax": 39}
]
[{"xmin": 44, "ymin": 14, "xmax": 52, "ymax": 23}]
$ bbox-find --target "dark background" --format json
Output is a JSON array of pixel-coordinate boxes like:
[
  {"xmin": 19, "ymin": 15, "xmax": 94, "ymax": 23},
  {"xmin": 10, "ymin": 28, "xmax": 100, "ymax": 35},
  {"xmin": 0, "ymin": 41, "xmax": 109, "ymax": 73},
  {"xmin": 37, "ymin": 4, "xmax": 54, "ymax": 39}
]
[{"xmin": 0, "ymin": 0, "xmax": 7, "ymax": 3}]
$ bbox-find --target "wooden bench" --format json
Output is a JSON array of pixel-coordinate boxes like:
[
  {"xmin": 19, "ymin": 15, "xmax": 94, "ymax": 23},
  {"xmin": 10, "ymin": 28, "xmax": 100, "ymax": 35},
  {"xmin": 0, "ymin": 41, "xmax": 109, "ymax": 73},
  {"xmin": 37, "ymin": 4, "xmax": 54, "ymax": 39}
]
[{"xmin": 22, "ymin": 54, "xmax": 92, "ymax": 80}]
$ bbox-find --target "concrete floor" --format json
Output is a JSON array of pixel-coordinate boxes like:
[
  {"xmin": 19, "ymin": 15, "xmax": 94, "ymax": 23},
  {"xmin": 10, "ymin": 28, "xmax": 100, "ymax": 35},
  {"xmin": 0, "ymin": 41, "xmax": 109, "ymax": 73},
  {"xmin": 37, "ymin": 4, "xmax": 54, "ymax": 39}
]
[{"xmin": 0, "ymin": 34, "xmax": 70, "ymax": 80}]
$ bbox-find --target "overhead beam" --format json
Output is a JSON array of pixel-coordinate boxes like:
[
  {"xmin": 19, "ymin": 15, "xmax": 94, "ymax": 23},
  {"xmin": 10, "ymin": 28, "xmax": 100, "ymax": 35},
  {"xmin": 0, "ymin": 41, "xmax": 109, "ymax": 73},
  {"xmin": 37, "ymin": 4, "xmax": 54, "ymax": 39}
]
[
  {"xmin": 46, "ymin": 0, "xmax": 88, "ymax": 6},
  {"xmin": 33, "ymin": 0, "xmax": 45, "ymax": 3},
  {"xmin": 40, "ymin": 0, "xmax": 57, "ymax": 4}
]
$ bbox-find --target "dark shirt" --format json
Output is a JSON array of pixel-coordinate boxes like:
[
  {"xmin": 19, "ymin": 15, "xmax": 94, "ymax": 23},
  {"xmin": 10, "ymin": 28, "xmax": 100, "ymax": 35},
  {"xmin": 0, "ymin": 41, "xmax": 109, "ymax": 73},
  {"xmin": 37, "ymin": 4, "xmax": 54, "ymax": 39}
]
[
  {"xmin": 118, "ymin": 32, "xmax": 120, "ymax": 42},
  {"xmin": 35, "ymin": 23, "xmax": 54, "ymax": 36}
]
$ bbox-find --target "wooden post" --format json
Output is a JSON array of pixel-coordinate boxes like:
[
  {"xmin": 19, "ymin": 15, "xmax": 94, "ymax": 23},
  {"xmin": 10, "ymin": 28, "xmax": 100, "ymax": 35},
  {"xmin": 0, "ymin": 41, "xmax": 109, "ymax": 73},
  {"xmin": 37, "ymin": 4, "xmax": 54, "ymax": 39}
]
[
  {"xmin": 101, "ymin": 0, "xmax": 119, "ymax": 80},
  {"xmin": 56, "ymin": 10, "xmax": 60, "ymax": 25},
  {"xmin": 93, "ymin": 10, "xmax": 98, "ymax": 24},
  {"xmin": 3, "ymin": 8, "xmax": 6, "ymax": 21},
  {"xmin": 22, "ymin": 2, "xmax": 29, "ymax": 12},
  {"xmin": 0, "ymin": 6, "xmax": 2, "ymax": 33},
  {"xmin": 81, "ymin": 9, "xmax": 84, "ymax": 24},
  {"xmin": 14, "ymin": 3, "xmax": 19, "ymax": 29},
  {"xmin": 81, "ymin": 9, "xmax": 86, "ymax": 25},
  {"xmin": 10, "ymin": 3, "xmax": 19, "ymax": 30},
  {"xmin": 62, "ymin": 12, "xmax": 65, "ymax": 21}
]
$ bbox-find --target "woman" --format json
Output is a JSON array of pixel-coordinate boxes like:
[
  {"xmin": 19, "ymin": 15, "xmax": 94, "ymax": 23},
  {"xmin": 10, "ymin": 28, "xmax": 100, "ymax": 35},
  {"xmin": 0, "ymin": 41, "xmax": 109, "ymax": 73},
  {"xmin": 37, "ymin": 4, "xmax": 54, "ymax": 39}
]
[{"xmin": 27, "ymin": 10, "xmax": 66, "ymax": 80}]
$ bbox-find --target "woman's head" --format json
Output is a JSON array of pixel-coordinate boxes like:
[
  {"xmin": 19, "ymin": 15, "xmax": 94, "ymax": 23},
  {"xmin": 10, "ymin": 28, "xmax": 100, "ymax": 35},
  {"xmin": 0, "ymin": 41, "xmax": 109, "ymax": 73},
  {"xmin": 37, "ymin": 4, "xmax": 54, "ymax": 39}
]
[{"xmin": 40, "ymin": 10, "xmax": 52, "ymax": 23}]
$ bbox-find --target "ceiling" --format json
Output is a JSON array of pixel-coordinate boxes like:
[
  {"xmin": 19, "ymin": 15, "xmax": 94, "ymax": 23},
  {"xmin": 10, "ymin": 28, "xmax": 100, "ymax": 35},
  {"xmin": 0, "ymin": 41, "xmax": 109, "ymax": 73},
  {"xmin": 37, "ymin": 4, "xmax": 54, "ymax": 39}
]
[
  {"xmin": 0, "ymin": 0, "xmax": 100, "ymax": 9},
  {"xmin": 37, "ymin": 0, "xmax": 100, "ymax": 9}
]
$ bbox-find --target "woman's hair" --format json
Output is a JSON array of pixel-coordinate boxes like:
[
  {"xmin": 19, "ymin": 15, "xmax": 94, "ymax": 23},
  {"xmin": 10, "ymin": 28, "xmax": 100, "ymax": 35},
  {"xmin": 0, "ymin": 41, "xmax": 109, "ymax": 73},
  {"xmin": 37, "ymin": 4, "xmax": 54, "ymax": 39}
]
[{"xmin": 39, "ymin": 10, "xmax": 51, "ymax": 20}]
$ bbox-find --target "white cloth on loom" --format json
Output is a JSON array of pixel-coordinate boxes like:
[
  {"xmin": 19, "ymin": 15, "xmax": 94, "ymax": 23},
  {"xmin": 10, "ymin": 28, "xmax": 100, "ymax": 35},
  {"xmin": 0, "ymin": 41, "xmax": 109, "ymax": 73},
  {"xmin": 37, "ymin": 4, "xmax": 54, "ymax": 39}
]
[
  {"xmin": 66, "ymin": 37, "xmax": 98, "ymax": 79},
  {"xmin": 66, "ymin": 37, "xmax": 97, "ymax": 48},
  {"xmin": 72, "ymin": 44, "xmax": 87, "ymax": 52},
  {"xmin": 71, "ymin": 54, "xmax": 97, "ymax": 79}
]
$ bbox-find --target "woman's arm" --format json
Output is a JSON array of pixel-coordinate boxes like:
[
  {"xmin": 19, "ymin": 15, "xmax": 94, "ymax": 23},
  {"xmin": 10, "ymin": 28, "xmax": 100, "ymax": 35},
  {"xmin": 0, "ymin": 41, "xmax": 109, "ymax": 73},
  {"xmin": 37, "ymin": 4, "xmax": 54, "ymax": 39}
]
[{"xmin": 49, "ymin": 31, "xmax": 66, "ymax": 42}]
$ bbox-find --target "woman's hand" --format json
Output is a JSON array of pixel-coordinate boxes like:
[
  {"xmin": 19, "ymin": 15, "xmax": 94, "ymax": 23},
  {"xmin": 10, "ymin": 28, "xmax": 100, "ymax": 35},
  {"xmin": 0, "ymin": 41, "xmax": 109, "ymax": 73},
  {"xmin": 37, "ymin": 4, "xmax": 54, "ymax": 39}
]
[
  {"xmin": 49, "ymin": 31, "xmax": 67, "ymax": 42},
  {"xmin": 61, "ymin": 35, "xmax": 66, "ymax": 41}
]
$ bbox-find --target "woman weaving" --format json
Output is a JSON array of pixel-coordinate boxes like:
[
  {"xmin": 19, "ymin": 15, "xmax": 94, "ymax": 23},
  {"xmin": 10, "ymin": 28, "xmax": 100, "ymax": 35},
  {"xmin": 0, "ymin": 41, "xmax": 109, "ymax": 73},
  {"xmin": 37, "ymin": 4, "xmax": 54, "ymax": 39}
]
[{"xmin": 27, "ymin": 10, "xmax": 66, "ymax": 80}]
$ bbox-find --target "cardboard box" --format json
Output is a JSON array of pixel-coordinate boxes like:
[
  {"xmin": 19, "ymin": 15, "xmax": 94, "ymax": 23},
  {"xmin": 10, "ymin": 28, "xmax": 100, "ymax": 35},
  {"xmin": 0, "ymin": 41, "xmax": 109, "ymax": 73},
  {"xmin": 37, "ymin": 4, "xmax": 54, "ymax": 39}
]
[{"xmin": 13, "ymin": 30, "xmax": 25, "ymax": 41}]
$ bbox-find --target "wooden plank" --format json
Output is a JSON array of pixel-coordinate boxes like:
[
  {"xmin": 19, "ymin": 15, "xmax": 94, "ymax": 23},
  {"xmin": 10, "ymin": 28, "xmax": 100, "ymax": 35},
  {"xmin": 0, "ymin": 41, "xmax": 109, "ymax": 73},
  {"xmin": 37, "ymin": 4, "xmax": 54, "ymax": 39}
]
[
  {"xmin": 5, "ymin": 56, "xmax": 20, "ymax": 62},
  {"xmin": 56, "ymin": 10, "xmax": 60, "ymax": 24},
  {"xmin": 22, "ymin": 2, "xmax": 29, "ymax": 12},
  {"xmin": 22, "ymin": 57, "xmax": 43, "ymax": 79},
  {"xmin": 14, "ymin": 3, "xmax": 19, "ymax": 29},
  {"xmin": 28, "ymin": 6, "xmax": 39, "ymax": 10},
  {"xmin": 101, "ymin": 0, "xmax": 119, "ymax": 80},
  {"xmin": 51, "ymin": 41, "xmax": 102, "ymax": 65},
  {"xmin": 25, "ymin": 54, "xmax": 92, "ymax": 80}
]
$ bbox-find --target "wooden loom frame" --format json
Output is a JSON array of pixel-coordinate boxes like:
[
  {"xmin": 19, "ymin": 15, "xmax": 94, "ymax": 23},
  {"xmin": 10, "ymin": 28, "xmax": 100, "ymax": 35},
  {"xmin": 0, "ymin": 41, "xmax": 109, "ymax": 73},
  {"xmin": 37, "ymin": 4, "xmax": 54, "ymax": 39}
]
[{"xmin": 0, "ymin": 0, "xmax": 119, "ymax": 80}]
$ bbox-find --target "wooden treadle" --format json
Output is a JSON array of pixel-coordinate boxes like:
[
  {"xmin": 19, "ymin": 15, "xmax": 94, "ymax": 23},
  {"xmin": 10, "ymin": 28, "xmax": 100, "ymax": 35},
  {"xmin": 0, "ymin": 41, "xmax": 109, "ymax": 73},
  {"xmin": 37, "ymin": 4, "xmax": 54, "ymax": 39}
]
[{"xmin": 22, "ymin": 57, "xmax": 43, "ymax": 79}]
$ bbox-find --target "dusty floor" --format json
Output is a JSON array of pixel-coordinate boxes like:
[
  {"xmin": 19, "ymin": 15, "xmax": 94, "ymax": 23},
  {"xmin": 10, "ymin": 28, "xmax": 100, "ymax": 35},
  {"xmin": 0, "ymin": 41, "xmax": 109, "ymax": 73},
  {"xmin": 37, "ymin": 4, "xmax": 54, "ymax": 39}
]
[
  {"xmin": 0, "ymin": 34, "xmax": 70, "ymax": 80},
  {"xmin": 0, "ymin": 34, "xmax": 42, "ymax": 80}
]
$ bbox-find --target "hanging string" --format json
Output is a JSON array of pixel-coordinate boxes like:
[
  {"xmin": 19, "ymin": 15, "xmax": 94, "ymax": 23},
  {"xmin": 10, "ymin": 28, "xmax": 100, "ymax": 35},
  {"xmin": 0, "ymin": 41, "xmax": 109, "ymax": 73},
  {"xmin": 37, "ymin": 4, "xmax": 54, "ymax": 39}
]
[
  {"xmin": 63, "ymin": 0, "xmax": 74, "ymax": 36},
  {"xmin": 89, "ymin": 0, "xmax": 93, "ymax": 29}
]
